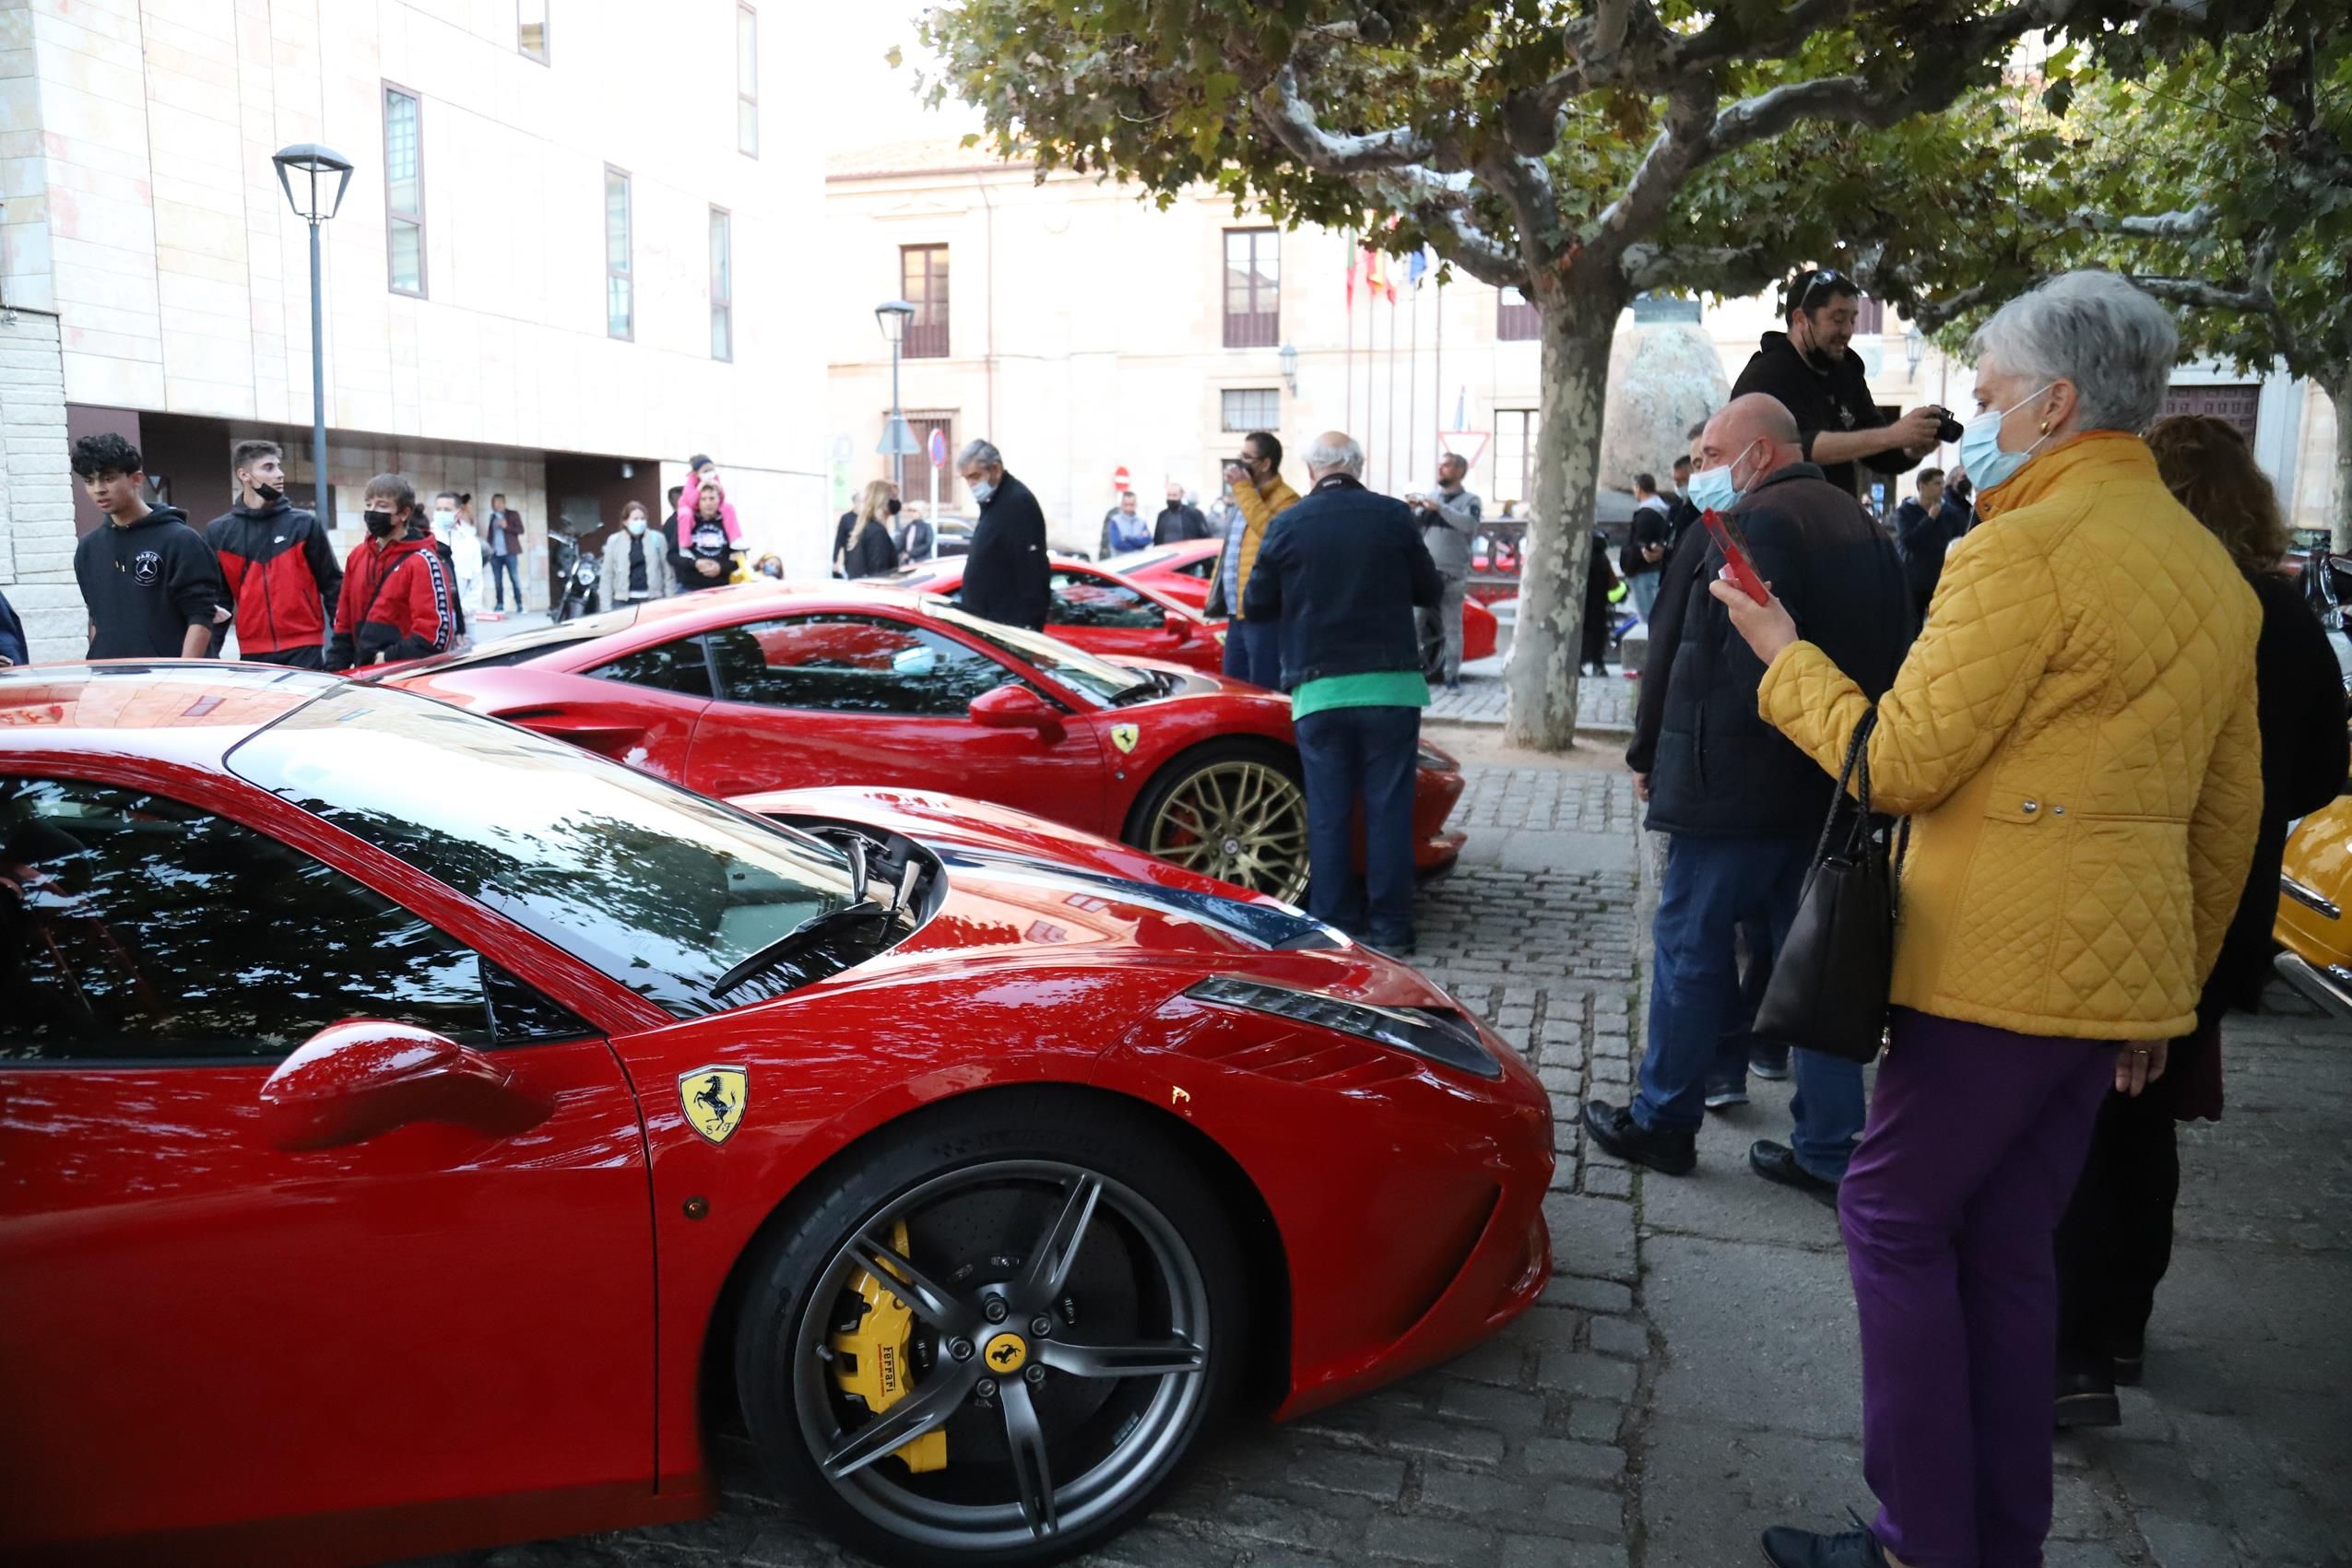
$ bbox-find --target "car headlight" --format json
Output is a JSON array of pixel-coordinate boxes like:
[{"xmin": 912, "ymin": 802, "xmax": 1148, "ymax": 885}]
[
  {"xmin": 1186, "ymin": 976, "xmax": 1502, "ymax": 1079},
  {"xmin": 1416, "ymin": 741, "xmax": 1458, "ymax": 772}
]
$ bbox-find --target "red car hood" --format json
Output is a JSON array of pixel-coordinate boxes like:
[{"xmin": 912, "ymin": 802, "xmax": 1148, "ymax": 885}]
[{"xmin": 739, "ymin": 784, "xmax": 1455, "ymax": 1012}]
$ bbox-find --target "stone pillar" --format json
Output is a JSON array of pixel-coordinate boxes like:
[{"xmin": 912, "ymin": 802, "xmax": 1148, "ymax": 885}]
[{"xmin": 1, "ymin": 308, "xmax": 81, "ymax": 662}]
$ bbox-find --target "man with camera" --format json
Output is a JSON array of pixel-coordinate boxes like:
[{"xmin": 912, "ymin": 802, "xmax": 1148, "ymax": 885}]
[
  {"xmin": 1731, "ymin": 267, "xmax": 1954, "ymax": 501},
  {"xmin": 1204, "ymin": 430, "xmax": 1299, "ymax": 688}
]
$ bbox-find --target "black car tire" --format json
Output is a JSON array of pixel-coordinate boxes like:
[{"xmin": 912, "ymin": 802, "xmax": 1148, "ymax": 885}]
[{"xmin": 735, "ymin": 1089, "xmax": 1247, "ymax": 1568}]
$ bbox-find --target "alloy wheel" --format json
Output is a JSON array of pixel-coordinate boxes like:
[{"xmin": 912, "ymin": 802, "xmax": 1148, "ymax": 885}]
[
  {"xmin": 1144, "ymin": 760, "xmax": 1309, "ymax": 902},
  {"xmin": 789, "ymin": 1161, "xmax": 1213, "ymax": 1556}
]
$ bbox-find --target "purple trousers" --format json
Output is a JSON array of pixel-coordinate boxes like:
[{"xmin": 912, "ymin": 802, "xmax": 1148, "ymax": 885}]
[{"xmin": 1839, "ymin": 1008, "xmax": 2115, "ymax": 1568}]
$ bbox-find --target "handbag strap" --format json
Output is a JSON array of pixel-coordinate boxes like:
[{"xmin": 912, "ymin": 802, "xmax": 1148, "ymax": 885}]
[{"xmin": 1808, "ymin": 710, "xmax": 1878, "ymax": 868}]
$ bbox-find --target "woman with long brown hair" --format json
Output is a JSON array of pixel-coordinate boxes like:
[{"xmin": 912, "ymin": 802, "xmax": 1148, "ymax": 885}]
[
  {"xmin": 837, "ymin": 479, "xmax": 902, "ymax": 580},
  {"xmin": 2051, "ymin": 412, "xmax": 2348, "ymax": 1428}
]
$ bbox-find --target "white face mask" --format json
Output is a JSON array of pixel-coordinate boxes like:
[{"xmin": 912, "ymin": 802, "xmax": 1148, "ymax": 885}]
[
  {"xmin": 433, "ymin": 509, "xmax": 455, "ymax": 529},
  {"xmin": 625, "ymin": 517, "xmax": 646, "ymax": 536}
]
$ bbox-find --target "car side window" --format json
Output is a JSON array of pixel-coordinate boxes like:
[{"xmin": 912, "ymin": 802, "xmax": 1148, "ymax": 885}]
[
  {"xmin": 0, "ymin": 776, "xmax": 589, "ymax": 1063},
  {"xmin": 1177, "ymin": 558, "xmax": 1216, "ymax": 580},
  {"xmin": 591, "ymin": 636, "xmax": 715, "ymax": 699},
  {"xmin": 1048, "ymin": 571, "xmax": 1163, "ymax": 630},
  {"xmin": 706, "ymin": 614, "xmax": 1012, "ymax": 717}
]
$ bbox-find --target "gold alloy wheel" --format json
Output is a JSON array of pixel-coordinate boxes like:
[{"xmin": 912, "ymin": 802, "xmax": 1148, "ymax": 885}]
[{"xmin": 1144, "ymin": 760, "xmax": 1310, "ymax": 902}]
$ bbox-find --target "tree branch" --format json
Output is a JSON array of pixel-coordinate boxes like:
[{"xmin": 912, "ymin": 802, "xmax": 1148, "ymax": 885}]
[
  {"xmin": 1258, "ymin": 67, "xmax": 1438, "ymax": 173},
  {"xmin": 1671, "ymin": 0, "xmax": 1860, "ymax": 77},
  {"xmin": 2070, "ymin": 204, "xmax": 2217, "ymax": 238},
  {"xmin": 1623, "ymin": 242, "xmax": 1781, "ymax": 294},
  {"xmin": 1588, "ymin": 83, "xmax": 1718, "ymax": 265}
]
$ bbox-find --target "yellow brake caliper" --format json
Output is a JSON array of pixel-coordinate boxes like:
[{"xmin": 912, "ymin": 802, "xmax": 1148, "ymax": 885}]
[{"xmin": 829, "ymin": 1220, "xmax": 949, "ymax": 1473}]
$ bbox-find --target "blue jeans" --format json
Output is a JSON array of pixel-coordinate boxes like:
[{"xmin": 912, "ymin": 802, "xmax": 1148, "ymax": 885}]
[
  {"xmin": 1221, "ymin": 617, "xmax": 1280, "ymax": 688},
  {"xmin": 1294, "ymin": 703, "xmax": 1420, "ymax": 945},
  {"xmin": 1627, "ymin": 570, "xmax": 1661, "ymax": 622},
  {"xmin": 488, "ymin": 552, "xmax": 524, "ymax": 609},
  {"xmin": 1708, "ymin": 920, "xmax": 1784, "ymax": 1088},
  {"xmin": 1636, "ymin": 835, "xmax": 1866, "ymax": 1179}
]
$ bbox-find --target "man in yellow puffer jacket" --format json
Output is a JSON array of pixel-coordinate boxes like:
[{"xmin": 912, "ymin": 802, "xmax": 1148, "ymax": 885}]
[
  {"xmin": 1205, "ymin": 430, "xmax": 1300, "ymax": 688},
  {"xmin": 1715, "ymin": 272, "xmax": 2261, "ymax": 1568}
]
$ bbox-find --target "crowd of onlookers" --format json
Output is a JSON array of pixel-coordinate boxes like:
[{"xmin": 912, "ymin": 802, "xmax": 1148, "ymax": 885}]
[{"xmin": 27, "ymin": 438, "xmax": 766, "ymax": 673}]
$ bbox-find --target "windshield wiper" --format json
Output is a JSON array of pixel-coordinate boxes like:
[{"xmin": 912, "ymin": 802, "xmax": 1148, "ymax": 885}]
[{"xmin": 708, "ymin": 901, "xmax": 892, "ymax": 997}]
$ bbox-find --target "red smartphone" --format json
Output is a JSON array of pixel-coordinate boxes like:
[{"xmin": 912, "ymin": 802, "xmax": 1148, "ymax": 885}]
[{"xmin": 1702, "ymin": 508, "xmax": 1770, "ymax": 605}]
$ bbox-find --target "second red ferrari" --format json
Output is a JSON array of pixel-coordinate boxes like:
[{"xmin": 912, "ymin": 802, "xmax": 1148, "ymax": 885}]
[
  {"xmin": 1104, "ymin": 540, "xmax": 1501, "ymax": 665},
  {"xmin": 383, "ymin": 584, "xmax": 1466, "ymax": 904}
]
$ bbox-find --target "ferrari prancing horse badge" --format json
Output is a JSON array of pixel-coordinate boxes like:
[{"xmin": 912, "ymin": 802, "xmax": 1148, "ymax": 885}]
[
  {"xmin": 1111, "ymin": 724, "xmax": 1141, "ymax": 754},
  {"xmin": 680, "ymin": 1066, "xmax": 748, "ymax": 1145}
]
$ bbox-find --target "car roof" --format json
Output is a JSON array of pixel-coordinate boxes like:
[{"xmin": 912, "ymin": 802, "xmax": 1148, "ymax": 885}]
[{"xmin": 0, "ymin": 662, "xmax": 338, "ymax": 768}]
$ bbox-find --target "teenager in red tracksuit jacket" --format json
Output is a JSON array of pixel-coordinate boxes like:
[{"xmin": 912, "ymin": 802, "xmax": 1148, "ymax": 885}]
[
  {"xmin": 207, "ymin": 439, "xmax": 342, "ymax": 667},
  {"xmin": 325, "ymin": 475, "xmax": 455, "ymax": 670}
]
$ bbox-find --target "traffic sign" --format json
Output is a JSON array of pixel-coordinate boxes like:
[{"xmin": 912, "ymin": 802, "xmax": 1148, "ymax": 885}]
[
  {"xmin": 928, "ymin": 429, "xmax": 948, "ymax": 467},
  {"xmin": 1113, "ymin": 465, "xmax": 1131, "ymax": 491}
]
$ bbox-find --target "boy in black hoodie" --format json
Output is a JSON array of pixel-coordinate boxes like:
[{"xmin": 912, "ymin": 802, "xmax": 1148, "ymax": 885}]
[
  {"xmin": 207, "ymin": 439, "xmax": 343, "ymax": 666},
  {"xmin": 70, "ymin": 433, "xmax": 226, "ymax": 660}
]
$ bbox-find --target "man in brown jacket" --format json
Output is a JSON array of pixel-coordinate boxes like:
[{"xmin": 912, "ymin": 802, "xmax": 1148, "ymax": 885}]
[{"xmin": 1204, "ymin": 430, "xmax": 1299, "ymax": 687}]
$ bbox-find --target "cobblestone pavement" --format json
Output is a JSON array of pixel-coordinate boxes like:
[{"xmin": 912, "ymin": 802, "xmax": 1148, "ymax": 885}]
[
  {"xmin": 408, "ymin": 760, "xmax": 2352, "ymax": 1568},
  {"xmin": 1427, "ymin": 672, "xmax": 1636, "ymax": 734}
]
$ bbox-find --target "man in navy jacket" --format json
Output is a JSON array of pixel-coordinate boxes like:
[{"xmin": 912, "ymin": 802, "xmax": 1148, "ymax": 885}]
[{"xmin": 1244, "ymin": 430, "xmax": 1439, "ymax": 952}]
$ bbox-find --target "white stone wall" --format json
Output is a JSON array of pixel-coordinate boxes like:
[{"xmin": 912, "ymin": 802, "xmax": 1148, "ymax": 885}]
[
  {"xmin": 0, "ymin": 308, "xmax": 81, "ymax": 662},
  {"xmin": 5, "ymin": 1, "xmax": 832, "ymax": 578}
]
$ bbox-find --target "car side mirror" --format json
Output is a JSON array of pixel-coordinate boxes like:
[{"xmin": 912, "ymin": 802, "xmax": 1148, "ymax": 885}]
[
  {"xmin": 259, "ymin": 1020, "xmax": 548, "ymax": 1151},
  {"xmin": 968, "ymin": 683, "xmax": 1066, "ymax": 743},
  {"xmin": 1162, "ymin": 610, "xmax": 1194, "ymax": 643}
]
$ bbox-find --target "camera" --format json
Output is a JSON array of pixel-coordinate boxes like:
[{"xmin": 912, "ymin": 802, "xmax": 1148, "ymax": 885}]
[{"xmin": 1927, "ymin": 407, "xmax": 1965, "ymax": 444}]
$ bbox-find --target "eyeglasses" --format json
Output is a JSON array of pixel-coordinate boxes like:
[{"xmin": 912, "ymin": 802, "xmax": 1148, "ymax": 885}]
[{"xmin": 1793, "ymin": 268, "xmax": 1850, "ymax": 312}]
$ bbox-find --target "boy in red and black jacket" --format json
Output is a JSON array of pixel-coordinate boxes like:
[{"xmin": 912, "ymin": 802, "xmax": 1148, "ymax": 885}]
[
  {"xmin": 325, "ymin": 473, "xmax": 455, "ymax": 670},
  {"xmin": 207, "ymin": 439, "xmax": 343, "ymax": 667}
]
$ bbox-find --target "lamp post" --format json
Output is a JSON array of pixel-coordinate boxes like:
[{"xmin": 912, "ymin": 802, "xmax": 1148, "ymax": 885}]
[
  {"xmin": 1279, "ymin": 342, "xmax": 1299, "ymax": 395},
  {"xmin": 874, "ymin": 299, "xmax": 919, "ymax": 495},
  {"xmin": 1905, "ymin": 324, "xmax": 1926, "ymax": 382},
  {"xmin": 272, "ymin": 144, "xmax": 355, "ymax": 520}
]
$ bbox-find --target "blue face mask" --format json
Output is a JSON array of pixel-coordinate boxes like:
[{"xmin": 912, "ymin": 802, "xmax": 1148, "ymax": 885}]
[
  {"xmin": 968, "ymin": 477, "xmax": 997, "ymax": 505},
  {"xmin": 1958, "ymin": 383, "xmax": 2055, "ymax": 495},
  {"xmin": 1685, "ymin": 440, "xmax": 1760, "ymax": 513}
]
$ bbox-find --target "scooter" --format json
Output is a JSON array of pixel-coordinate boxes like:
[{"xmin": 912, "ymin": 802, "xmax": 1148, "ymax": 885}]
[{"xmin": 551, "ymin": 536, "xmax": 602, "ymax": 625}]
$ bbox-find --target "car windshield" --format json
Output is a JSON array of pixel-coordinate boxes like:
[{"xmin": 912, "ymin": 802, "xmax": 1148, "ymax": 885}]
[
  {"xmin": 922, "ymin": 601, "xmax": 1153, "ymax": 705},
  {"xmin": 381, "ymin": 606, "xmax": 642, "ymax": 676},
  {"xmin": 227, "ymin": 683, "xmax": 858, "ymax": 1017}
]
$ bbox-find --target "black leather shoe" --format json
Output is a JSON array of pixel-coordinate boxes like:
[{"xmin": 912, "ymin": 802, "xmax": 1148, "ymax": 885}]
[
  {"xmin": 2110, "ymin": 1333, "xmax": 2145, "ymax": 1387},
  {"xmin": 1583, "ymin": 1099, "xmax": 1696, "ymax": 1175},
  {"xmin": 1750, "ymin": 1140, "xmax": 1840, "ymax": 1208},
  {"xmin": 1760, "ymin": 1517, "xmax": 1887, "ymax": 1567},
  {"xmin": 2055, "ymin": 1360, "xmax": 2121, "ymax": 1429}
]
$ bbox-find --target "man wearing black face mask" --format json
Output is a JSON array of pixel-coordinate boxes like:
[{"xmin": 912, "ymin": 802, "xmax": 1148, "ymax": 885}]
[
  {"xmin": 1731, "ymin": 268, "xmax": 1944, "ymax": 501},
  {"xmin": 326, "ymin": 473, "xmax": 455, "ymax": 670},
  {"xmin": 206, "ymin": 439, "xmax": 343, "ymax": 667}
]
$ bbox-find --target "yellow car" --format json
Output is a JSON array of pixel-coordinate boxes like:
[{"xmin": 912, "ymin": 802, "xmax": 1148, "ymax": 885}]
[{"xmin": 2275, "ymin": 793, "xmax": 2352, "ymax": 1014}]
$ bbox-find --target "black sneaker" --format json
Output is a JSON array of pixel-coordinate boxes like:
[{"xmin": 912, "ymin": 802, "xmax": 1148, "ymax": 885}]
[
  {"xmin": 1750, "ymin": 1140, "xmax": 1840, "ymax": 1208},
  {"xmin": 1704, "ymin": 1078, "xmax": 1750, "ymax": 1111},
  {"xmin": 1761, "ymin": 1516, "xmax": 1888, "ymax": 1568},
  {"xmin": 1750, "ymin": 1046, "xmax": 1791, "ymax": 1081},
  {"xmin": 1582, "ymin": 1100, "xmax": 1696, "ymax": 1175}
]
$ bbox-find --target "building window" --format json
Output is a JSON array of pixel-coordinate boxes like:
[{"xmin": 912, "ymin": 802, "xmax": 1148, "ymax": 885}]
[
  {"xmin": 901, "ymin": 245, "xmax": 949, "ymax": 359},
  {"xmin": 517, "ymin": 0, "xmax": 549, "ymax": 62},
  {"xmin": 1497, "ymin": 287, "xmax": 1539, "ymax": 341},
  {"xmin": 1223, "ymin": 229, "xmax": 1279, "ymax": 348},
  {"xmin": 1496, "ymin": 409, "xmax": 1537, "ymax": 507},
  {"xmin": 383, "ymin": 84, "xmax": 425, "ymax": 297},
  {"xmin": 1221, "ymin": 388, "xmax": 1280, "ymax": 432},
  {"xmin": 1853, "ymin": 295, "xmax": 1885, "ymax": 334},
  {"xmin": 906, "ymin": 413, "xmax": 956, "ymax": 505},
  {"xmin": 737, "ymin": 5, "xmax": 759, "ymax": 157},
  {"xmin": 604, "ymin": 167, "xmax": 632, "ymax": 340},
  {"xmin": 709, "ymin": 206, "xmax": 733, "ymax": 361}
]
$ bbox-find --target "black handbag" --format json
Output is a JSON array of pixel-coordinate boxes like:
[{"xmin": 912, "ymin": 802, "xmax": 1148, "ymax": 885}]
[{"xmin": 1753, "ymin": 712, "xmax": 1907, "ymax": 1065}]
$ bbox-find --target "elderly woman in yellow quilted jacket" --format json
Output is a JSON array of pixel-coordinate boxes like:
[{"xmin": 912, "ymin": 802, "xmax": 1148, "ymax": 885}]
[{"xmin": 1714, "ymin": 272, "xmax": 2263, "ymax": 1568}]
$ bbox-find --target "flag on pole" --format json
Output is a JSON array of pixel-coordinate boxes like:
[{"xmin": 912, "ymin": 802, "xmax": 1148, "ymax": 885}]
[
  {"xmin": 1344, "ymin": 238, "xmax": 1359, "ymax": 308},
  {"xmin": 1363, "ymin": 246, "xmax": 1395, "ymax": 303},
  {"xmin": 1406, "ymin": 248, "xmax": 1429, "ymax": 289},
  {"xmin": 1453, "ymin": 387, "xmax": 1466, "ymax": 430}
]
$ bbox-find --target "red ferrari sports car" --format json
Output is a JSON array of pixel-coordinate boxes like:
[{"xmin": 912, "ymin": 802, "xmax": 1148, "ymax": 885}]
[
  {"xmin": 877, "ymin": 555, "xmax": 1224, "ymax": 677},
  {"xmin": 1104, "ymin": 541, "xmax": 1501, "ymax": 665},
  {"xmin": 382, "ymin": 584, "xmax": 1467, "ymax": 903},
  {"xmin": 0, "ymin": 665, "xmax": 1551, "ymax": 1568}
]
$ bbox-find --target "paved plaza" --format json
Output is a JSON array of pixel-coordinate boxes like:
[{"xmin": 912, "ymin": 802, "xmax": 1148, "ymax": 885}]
[{"xmin": 412, "ymin": 744, "xmax": 2352, "ymax": 1568}]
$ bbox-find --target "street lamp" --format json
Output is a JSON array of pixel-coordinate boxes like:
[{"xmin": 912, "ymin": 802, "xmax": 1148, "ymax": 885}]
[
  {"xmin": 1905, "ymin": 324, "xmax": 1927, "ymax": 379},
  {"xmin": 1279, "ymin": 342, "xmax": 1299, "ymax": 395},
  {"xmin": 272, "ymin": 144, "xmax": 355, "ymax": 521},
  {"xmin": 874, "ymin": 299, "xmax": 920, "ymax": 494}
]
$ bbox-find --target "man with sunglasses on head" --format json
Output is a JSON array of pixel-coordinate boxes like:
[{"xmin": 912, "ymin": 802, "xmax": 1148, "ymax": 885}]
[{"xmin": 1731, "ymin": 268, "xmax": 1946, "ymax": 502}]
